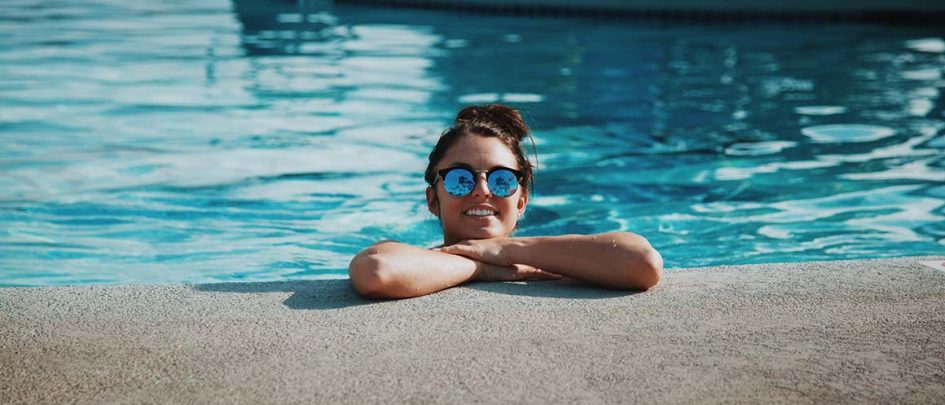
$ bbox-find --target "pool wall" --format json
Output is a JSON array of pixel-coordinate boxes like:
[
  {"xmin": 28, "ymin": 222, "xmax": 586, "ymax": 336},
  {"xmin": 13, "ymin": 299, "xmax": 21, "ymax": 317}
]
[{"xmin": 337, "ymin": 0, "xmax": 945, "ymax": 22}]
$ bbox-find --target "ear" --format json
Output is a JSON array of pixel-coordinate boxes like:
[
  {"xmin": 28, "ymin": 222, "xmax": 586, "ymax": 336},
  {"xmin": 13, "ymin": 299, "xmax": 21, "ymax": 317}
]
[
  {"xmin": 425, "ymin": 186, "xmax": 439, "ymax": 217},
  {"xmin": 517, "ymin": 189, "xmax": 528, "ymax": 216}
]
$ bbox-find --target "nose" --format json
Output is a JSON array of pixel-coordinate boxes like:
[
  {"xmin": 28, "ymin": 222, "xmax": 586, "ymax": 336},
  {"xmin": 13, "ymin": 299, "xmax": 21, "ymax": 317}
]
[{"xmin": 471, "ymin": 172, "xmax": 491, "ymax": 198}]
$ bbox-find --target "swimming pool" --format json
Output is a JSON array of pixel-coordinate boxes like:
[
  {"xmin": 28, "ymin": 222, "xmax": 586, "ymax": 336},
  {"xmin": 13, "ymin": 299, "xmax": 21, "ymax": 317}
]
[{"xmin": 1, "ymin": 0, "xmax": 943, "ymax": 287}]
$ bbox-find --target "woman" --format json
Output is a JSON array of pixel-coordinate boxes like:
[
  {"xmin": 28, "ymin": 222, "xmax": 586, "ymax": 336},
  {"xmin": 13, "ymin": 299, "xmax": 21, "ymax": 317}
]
[{"xmin": 349, "ymin": 104, "xmax": 662, "ymax": 299}]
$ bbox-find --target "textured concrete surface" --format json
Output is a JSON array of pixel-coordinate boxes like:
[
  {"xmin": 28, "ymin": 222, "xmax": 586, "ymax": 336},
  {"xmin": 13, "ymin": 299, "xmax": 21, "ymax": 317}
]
[{"xmin": 2, "ymin": 256, "xmax": 944, "ymax": 404}]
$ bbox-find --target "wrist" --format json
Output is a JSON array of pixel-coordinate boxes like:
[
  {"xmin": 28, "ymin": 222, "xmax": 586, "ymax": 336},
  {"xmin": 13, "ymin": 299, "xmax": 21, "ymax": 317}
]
[
  {"xmin": 471, "ymin": 260, "xmax": 484, "ymax": 281},
  {"xmin": 507, "ymin": 236, "xmax": 533, "ymax": 265}
]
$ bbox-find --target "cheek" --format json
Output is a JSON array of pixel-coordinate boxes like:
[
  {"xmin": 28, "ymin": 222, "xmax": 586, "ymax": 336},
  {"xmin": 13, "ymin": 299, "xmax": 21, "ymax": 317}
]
[
  {"xmin": 440, "ymin": 201, "xmax": 466, "ymax": 222},
  {"xmin": 442, "ymin": 199, "xmax": 462, "ymax": 214},
  {"xmin": 500, "ymin": 202, "xmax": 519, "ymax": 223}
]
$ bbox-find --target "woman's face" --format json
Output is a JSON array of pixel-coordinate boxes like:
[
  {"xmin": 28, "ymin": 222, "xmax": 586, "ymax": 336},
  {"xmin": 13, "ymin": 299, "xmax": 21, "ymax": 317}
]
[{"xmin": 426, "ymin": 134, "xmax": 528, "ymax": 245}]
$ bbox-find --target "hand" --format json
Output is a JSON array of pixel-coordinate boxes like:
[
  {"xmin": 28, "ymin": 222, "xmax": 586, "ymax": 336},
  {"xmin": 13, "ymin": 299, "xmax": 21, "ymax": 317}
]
[
  {"xmin": 433, "ymin": 237, "xmax": 514, "ymax": 266},
  {"xmin": 474, "ymin": 261, "xmax": 562, "ymax": 282}
]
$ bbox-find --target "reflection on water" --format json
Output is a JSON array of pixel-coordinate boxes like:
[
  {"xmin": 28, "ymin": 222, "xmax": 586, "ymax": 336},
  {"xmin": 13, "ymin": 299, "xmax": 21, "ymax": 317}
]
[
  {"xmin": 0, "ymin": 0, "xmax": 943, "ymax": 286},
  {"xmin": 801, "ymin": 124, "xmax": 896, "ymax": 143}
]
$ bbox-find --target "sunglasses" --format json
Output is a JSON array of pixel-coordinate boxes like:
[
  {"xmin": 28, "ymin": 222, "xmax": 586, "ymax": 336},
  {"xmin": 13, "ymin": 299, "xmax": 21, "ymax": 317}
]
[{"xmin": 434, "ymin": 166, "xmax": 523, "ymax": 198}]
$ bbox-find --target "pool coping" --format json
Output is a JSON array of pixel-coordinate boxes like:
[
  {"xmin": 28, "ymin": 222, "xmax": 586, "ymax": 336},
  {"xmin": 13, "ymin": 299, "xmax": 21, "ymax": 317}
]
[{"xmin": 2, "ymin": 255, "xmax": 944, "ymax": 403}]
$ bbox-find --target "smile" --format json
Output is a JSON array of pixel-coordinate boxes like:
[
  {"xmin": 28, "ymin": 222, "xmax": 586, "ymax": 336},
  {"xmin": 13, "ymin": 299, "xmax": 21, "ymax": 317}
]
[{"xmin": 464, "ymin": 209, "xmax": 497, "ymax": 217}]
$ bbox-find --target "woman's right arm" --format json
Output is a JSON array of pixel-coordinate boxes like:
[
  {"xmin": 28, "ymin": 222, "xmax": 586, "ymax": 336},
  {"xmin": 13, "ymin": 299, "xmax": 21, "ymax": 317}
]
[{"xmin": 348, "ymin": 240, "xmax": 559, "ymax": 299}]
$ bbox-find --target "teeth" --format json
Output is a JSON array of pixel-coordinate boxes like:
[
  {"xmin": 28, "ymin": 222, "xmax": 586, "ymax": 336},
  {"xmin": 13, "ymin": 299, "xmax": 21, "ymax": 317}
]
[{"xmin": 465, "ymin": 209, "xmax": 496, "ymax": 216}]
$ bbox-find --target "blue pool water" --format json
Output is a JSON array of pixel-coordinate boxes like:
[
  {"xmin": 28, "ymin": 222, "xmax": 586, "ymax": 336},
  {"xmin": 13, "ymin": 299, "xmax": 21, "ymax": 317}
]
[{"xmin": 1, "ymin": 1, "xmax": 944, "ymax": 287}]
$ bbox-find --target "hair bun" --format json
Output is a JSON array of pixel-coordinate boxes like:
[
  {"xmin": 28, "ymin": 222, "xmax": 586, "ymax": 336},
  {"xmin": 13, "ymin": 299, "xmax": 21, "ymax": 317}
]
[{"xmin": 455, "ymin": 104, "xmax": 529, "ymax": 141}]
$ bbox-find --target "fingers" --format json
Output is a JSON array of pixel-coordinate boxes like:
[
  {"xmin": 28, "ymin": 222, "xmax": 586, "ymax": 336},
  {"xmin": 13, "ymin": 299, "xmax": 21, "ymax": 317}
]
[
  {"xmin": 531, "ymin": 271, "xmax": 563, "ymax": 280},
  {"xmin": 433, "ymin": 244, "xmax": 462, "ymax": 253},
  {"xmin": 432, "ymin": 245, "xmax": 465, "ymax": 255},
  {"xmin": 475, "ymin": 262, "xmax": 562, "ymax": 282},
  {"xmin": 511, "ymin": 264, "xmax": 562, "ymax": 280},
  {"xmin": 434, "ymin": 244, "xmax": 485, "ymax": 262}
]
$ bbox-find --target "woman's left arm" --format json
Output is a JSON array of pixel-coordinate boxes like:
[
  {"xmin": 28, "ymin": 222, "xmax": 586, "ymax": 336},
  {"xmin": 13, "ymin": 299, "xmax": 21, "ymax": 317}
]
[{"xmin": 436, "ymin": 232, "xmax": 662, "ymax": 290}]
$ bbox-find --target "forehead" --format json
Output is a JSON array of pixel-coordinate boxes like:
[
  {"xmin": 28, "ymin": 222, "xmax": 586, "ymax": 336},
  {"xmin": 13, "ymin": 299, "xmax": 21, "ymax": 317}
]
[{"xmin": 438, "ymin": 135, "xmax": 519, "ymax": 169}]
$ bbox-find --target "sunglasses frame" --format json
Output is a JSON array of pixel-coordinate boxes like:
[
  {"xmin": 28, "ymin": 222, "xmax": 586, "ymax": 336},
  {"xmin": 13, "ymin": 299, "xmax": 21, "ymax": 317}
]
[{"xmin": 434, "ymin": 166, "xmax": 523, "ymax": 198}]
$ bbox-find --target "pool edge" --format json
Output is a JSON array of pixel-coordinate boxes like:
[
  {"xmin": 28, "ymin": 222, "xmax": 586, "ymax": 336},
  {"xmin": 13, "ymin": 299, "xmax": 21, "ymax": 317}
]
[{"xmin": 2, "ymin": 255, "xmax": 944, "ymax": 403}]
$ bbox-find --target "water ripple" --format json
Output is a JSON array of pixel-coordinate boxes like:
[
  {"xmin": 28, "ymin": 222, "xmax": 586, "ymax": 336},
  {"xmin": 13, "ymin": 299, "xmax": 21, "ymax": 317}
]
[
  {"xmin": 801, "ymin": 124, "xmax": 896, "ymax": 143},
  {"xmin": 2, "ymin": 1, "xmax": 944, "ymax": 286}
]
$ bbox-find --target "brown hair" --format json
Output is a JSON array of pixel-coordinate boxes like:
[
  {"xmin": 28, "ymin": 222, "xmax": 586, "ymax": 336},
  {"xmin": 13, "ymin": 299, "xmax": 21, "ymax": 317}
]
[{"xmin": 424, "ymin": 104, "xmax": 537, "ymax": 193}]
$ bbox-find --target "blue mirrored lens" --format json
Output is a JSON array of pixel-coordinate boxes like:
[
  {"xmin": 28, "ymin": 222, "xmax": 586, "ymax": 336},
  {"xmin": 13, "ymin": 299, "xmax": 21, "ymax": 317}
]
[
  {"xmin": 488, "ymin": 169, "xmax": 519, "ymax": 197},
  {"xmin": 443, "ymin": 169, "xmax": 475, "ymax": 196}
]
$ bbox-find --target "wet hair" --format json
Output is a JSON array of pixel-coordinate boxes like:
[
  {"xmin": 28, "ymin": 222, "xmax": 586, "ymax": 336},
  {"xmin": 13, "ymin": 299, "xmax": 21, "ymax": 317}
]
[{"xmin": 424, "ymin": 104, "xmax": 537, "ymax": 194}]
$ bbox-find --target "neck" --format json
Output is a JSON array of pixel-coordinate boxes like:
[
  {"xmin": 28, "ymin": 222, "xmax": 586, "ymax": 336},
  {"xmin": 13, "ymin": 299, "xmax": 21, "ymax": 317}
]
[{"xmin": 442, "ymin": 235, "xmax": 461, "ymax": 246}]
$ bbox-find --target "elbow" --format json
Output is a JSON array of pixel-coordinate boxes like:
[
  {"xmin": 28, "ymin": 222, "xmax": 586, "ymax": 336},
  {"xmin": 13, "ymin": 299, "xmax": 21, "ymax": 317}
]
[
  {"xmin": 631, "ymin": 246, "xmax": 663, "ymax": 290},
  {"xmin": 348, "ymin": 246, "xmax": 397, "ymax": 299},
  {"xmin": 612, "ymin": 232, "xmax": 663, "ymax": 290}
]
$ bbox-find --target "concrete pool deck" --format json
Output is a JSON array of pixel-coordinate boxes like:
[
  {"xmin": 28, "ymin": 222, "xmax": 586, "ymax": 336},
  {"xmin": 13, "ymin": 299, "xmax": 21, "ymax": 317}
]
[{"xmin": 2, "ymin": 256, "xmax": 944, "ymax": 403}]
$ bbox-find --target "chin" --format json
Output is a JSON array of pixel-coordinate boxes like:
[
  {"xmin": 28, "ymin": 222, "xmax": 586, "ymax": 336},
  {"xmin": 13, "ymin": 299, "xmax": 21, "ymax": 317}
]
[{"xmin": 461, "ymin": 227, "xmax": 506, "ymax": 240}]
